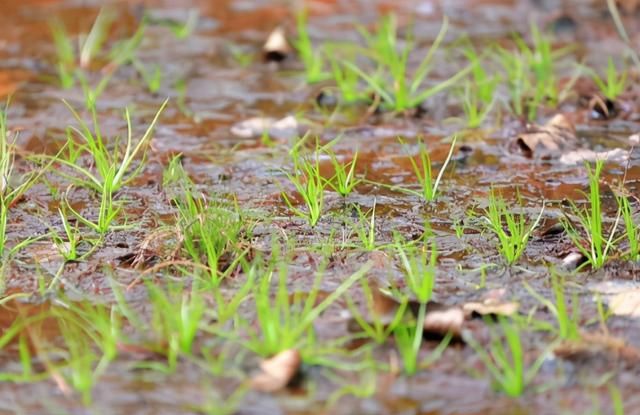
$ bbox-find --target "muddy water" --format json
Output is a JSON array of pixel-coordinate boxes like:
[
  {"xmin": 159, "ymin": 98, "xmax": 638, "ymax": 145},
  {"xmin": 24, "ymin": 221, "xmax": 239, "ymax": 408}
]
[{"xmin": 1, "ymin": 0, "xmax": 640, "ymax": 414}]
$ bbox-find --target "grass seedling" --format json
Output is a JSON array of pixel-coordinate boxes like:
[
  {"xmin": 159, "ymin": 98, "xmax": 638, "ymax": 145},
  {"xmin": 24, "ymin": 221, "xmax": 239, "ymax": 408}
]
[
  {"xmin": 1, "ymin": 102, "xmax": 53, "ymax": 259},
  {"xmin": 133, "ymin": 60, "xmax": 163, "ymax": 94},
  {"xmin": 328, "ymin": 55, "xmax": 364, "ymax": 104},
  {"xmin": 281, "ymin": 147, "xmax": 326, "ymax": 227},
  {"xmin": 247, "ymin": 260, "xmax": 372, "ymax": 357},
  {"xmin": 51, "ymin": 207, "xmax": 82, "ymax": 261},
  {"xmin": 399, "ymin": 136, "xmax": 457, "ymax": 202},
  {"xmin": 590, "ymin": 57, "xmax": 627, "ymax": 101},
  {"xmin": 50, "ymin": 20, "xmax": 75, "ymax": 88},
  {"xmin": 145, "ymin": 9, "xmax": 199, "ymax": 39},
  {"xmin": 464, "ymin": 317, "xmax": 546, "ymax": 397},
  {"xmin": 56, "ymin": 99, "xmax": 167, "ymax": 193},
  {"xmin": 146, "ymin": 280, "xmax": 206, "ymax": 371},
  {"xmin": 345, "ymin": 277, "xmax": 407, "ymax": 343},
  {"xmin": 393, "ymin": 313, "xmax": 451, "ymax": 376},
  {"xmin": 167, "ymin": 161, "xmax": 247, "ymax": 282},
  {"xmin": 63, "ymin": 168, "xmax": 122, "ymax": 235},
  {"xmin": 562, "ymin": 160, "xmax": 620, "ymax": 270},
  {"xmin": 524, "ymin": 272, "xmax": 581, "ymax": 340},
  {"xmin": 394, "ymin": 232, "xmax": 437, "ymax": 303},
  {"xmin": 293, "ymin": 11, "xmax": 330, "ymax": 83},
  {"xmin": 481, "ymin": 189, "xmax": 544, "ymax": 264},
  {"xmin": 325, "ymin": 149, "xmax": 362, "ymax": 197},
  {"xmin": 347, "ymin": 16, "xmax": 471, "ymax": 112},
  {"xmin": 460, "ymin": 80, "xmax": 495, "ymax": 128},
  {"xmin": 349, "ymin": 200, "xmax": 378, "ymax": 251},
  {"xmin": 617, "ymin": 194, "xmax": 639, "ymax": 261}
]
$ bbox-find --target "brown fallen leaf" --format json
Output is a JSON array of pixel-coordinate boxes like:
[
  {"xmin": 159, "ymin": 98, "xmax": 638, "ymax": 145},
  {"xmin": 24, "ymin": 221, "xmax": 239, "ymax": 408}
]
[
  {"xmin": 263, "ymin": 26, "xmax": 290, "ymax": 62},
  {"xmin": 250, "ymin": 349, "xmax": 301, "ymax": 392},
  {"xmin": 230, "ymin": 115, "xmax": 300, "ymax": 140},
  {"xmin": 554, "ymin": 332, "xmax": 640, "ymax": 364},
  {"xmin": 511, "ymin": 114, "xmax": 577, "ymax": 159},
  {"xmin": 423, "ymin": 305, "xmax": 464, "ymax": 338},
  {"xmin": 348, "ymin": 281, "xmax": 464, "ymax": 339},
  {"xmin": 463, "ymin": 300, "xmax": 519, "ymax": 319}
]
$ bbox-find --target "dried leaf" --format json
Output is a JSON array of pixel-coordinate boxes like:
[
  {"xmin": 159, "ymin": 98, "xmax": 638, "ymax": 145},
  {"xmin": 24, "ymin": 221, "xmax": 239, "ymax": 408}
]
[
  {"xmin": 463, "ymin": 300, "xmax": 519, "ymax": 319},
  {"xmin": 423, "ymin": 305, "xmax": 464, "ymax": 337},
  {"xmin": 609, "ymin": 289, "xmax": 640, "ymax": 317},
  {"xmin": 263, "ymin": 26, "xmax": 290, "ymax": 62},
  {"xmin": 251, "ymin": 349, "xmax": 301, "ymax": 392},
  {"xmin": 230, "ymin": 115, "xmax": 300, "ymax": 140},
  {"xmin": 512, "ymin": 114, "xmax": 577, "ymax": 159},
  {"xmin": 554, "ymin": 332, "xmax": 640, "ymax": 364},
  {"xmin": 559, "ymin": 148, "xmax": 629, "ymax": 165}
]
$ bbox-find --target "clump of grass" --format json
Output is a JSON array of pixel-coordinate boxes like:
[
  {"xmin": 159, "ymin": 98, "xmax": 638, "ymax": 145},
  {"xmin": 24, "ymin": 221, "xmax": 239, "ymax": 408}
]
[
  {"xmin": 345, "ymin": 277, "xmax": 407, "ymax": 344},
  {"xmin": 346, "ymin": 16, "xmax": 471, "ymax": 112},
  {"xmin": 494, "ymin": 23, "xmax": 575, "ymax": 120},
  {"xmin": 394, "ymin": 232, "xmax": 437, "ymax": 304},
  {"xmin": 524, "ymin": 271, "xmax": 581, "ymax": 341},
  {"xmin": 246, "ymin": 258, "xmax": 371, "ymax": 357},
  {"xmin": 398, "ymin": 136, "xmax": 457, "ymax": 202},
  {"xmin": 616, "ymin": 194, "xmax": 639, "ymax": 261},
  {"xmin": 562, "ymin": 160, "xmax": 619, "ymax": 270},
  {"xmin": 589, "ymin": 57, "xmax": 627, "ymax": 101},
  {"xmin": 0, "ymin": 102, "xmax": 51, "ymax": 260},
  {"xmin": 325, "ymin": 149, "xmax": 362, "ymax": 198},
  {"xmin": 166, "ymin": 157, "xmax": 248, "ymax": 283},
  {"xmin": 146, "ymin": 280, "xmax": 206, "ymax": 371},
  {"xmin": 464, "ymin": 317, "xmax": 547, "ymax": 397},
  {"xmin": 57, "ymin": 99, "xmax": 167, "ymax": 193},
  {"xmin": 480, "ymin": 188, "xmax": 544, "ymax": 264},
  {"xmin": 281, "ymin": 145, "xmax": 327, "ymax": 227},
  {"xmin": 459, "ymin": 45, "xmax": 498, "ymax": 128},
  {"xmin": 293, "ymin": 11, "xmax": 330, "ymax": 83}
]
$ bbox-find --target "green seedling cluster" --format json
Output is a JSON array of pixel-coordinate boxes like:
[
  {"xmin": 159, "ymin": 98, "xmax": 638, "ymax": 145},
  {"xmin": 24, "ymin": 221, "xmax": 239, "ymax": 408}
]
[
  {"xmin": 464, "ymin": 317, "xmax": 547, "ymax": 397},
  {"xmin": 562, "ymin": 160, "xmax": 619, "ymax": 270},
  {"xmin": 480, "ymin": 189, "xmax": 544, "ymax": 265}
]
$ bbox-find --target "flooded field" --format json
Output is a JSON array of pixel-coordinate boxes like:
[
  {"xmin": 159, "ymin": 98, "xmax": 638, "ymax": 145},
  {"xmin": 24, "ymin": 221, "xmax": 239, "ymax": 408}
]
[{"xmin": 1, "ymin": 0, "xmax": 640, "ymax": 414}]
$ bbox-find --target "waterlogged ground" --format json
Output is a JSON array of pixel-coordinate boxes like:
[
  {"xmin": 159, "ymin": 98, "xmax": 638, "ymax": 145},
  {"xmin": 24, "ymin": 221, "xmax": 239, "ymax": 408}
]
[{"xmin": 2, "ymin": 0, "xmax": 640, "ymax": 414}]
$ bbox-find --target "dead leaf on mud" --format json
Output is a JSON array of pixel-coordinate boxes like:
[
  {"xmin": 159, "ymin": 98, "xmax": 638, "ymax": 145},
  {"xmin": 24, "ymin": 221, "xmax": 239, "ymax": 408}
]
[
  {"xmin": 588, "ymin": 281, "xmax": 640, "ymax": 318},
  {"xmin": 347, "ymin": 282, "xmax": 464, "ymax": 338},
  {"xmin": 511, "ymin": 114, "xmax": 577, "ymax": 159},
  {"xmin": 463, "ymin": 300, "xmax": 519, "ymax": 319},
  {"xmin": 250, "ymin": 349, "xmax": 301, "ymax": 392},
  {"xmin": 230, "ymin": 115, "xmax": 301, "ymax": 140},
  {"xmin": 263, "ymin": 26, "xmax": 290, "ymax": 62},
  {"xmin": 559, "ymin": 148, "xmax": 629, "ymax": 165},
  {"xmin": 554, "ymin": 332, "xmax": 640, "ymax": 364},
  {"xmin": 423, "ymin": 305, "xmax": 464, "ymax": 337}
]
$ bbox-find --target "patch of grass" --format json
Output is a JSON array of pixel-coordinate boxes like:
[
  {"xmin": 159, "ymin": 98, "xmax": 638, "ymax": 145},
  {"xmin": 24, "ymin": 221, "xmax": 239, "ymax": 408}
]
[
  {"xmin": 167, "ymin": 157, "xmax": 248, "ymax": 283},
  {"xmin": 494, "ymin": 23, "xmax": 575, "ymax": 120},
  {"xmin": 398, "ymin": 136, "xmax": 457, "ymax": 202},
  {"xmin": 394, "ymin": 232, "xmax": 437, "ymax": 303},
  {"xmin": 464, "ymin": 317, "xmax": 546, "ymax": 397},
  {"xmin": 589, "ymin": 57, "xmax": 627, "ymax": 101},
  {"xmin": 524, "ymin": 271, "xmax": 581, "ymax": 340},
  {"xmin": 562, "ymin": 160, "xmax": 620, "ymax": 270},
  {"xmin": 480, "ymin": 188, "xmax": 544, "ymax": 264},
  {"xmin": 281, "ymin": 145, "xmax": 327, "ymax": 227},
  {"xmin": 0, "ymin": 102, "xmax": 51, "ymax": 259},
  {"xmin": 294, "ymin": 11, "xmax": 330, "ymax": 83},
  {"xmin": 346, "ymin": 16, "xmax": 471, "ymax": 112},
  {"xmin": 325, "ymin": 149, "xmax": 362, "ymax": 198},
  {"xmin": 348, "ymin": 200, "xmax": 379, "ymax": 251},
  {"xmin": 616, "ymin": 193, "xmax": 639, "ymax": 261},
  {"xmin": 345, "ymin": 277, "xmax": 407, "ymax": 344},
  {"xmin": 393, "ymin": 312, "xmax": 451, "ymax": 376},
  {"xmin": 246, "ymin": 258, "xmax": 372, "ymax": 357},
  {"xmin": 146, "ymin": 280, "xmax": 206, "ymax": 371},
  {"xmin": 56, "ymin": 99, "xmax": 167, "ymax": 193}
]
